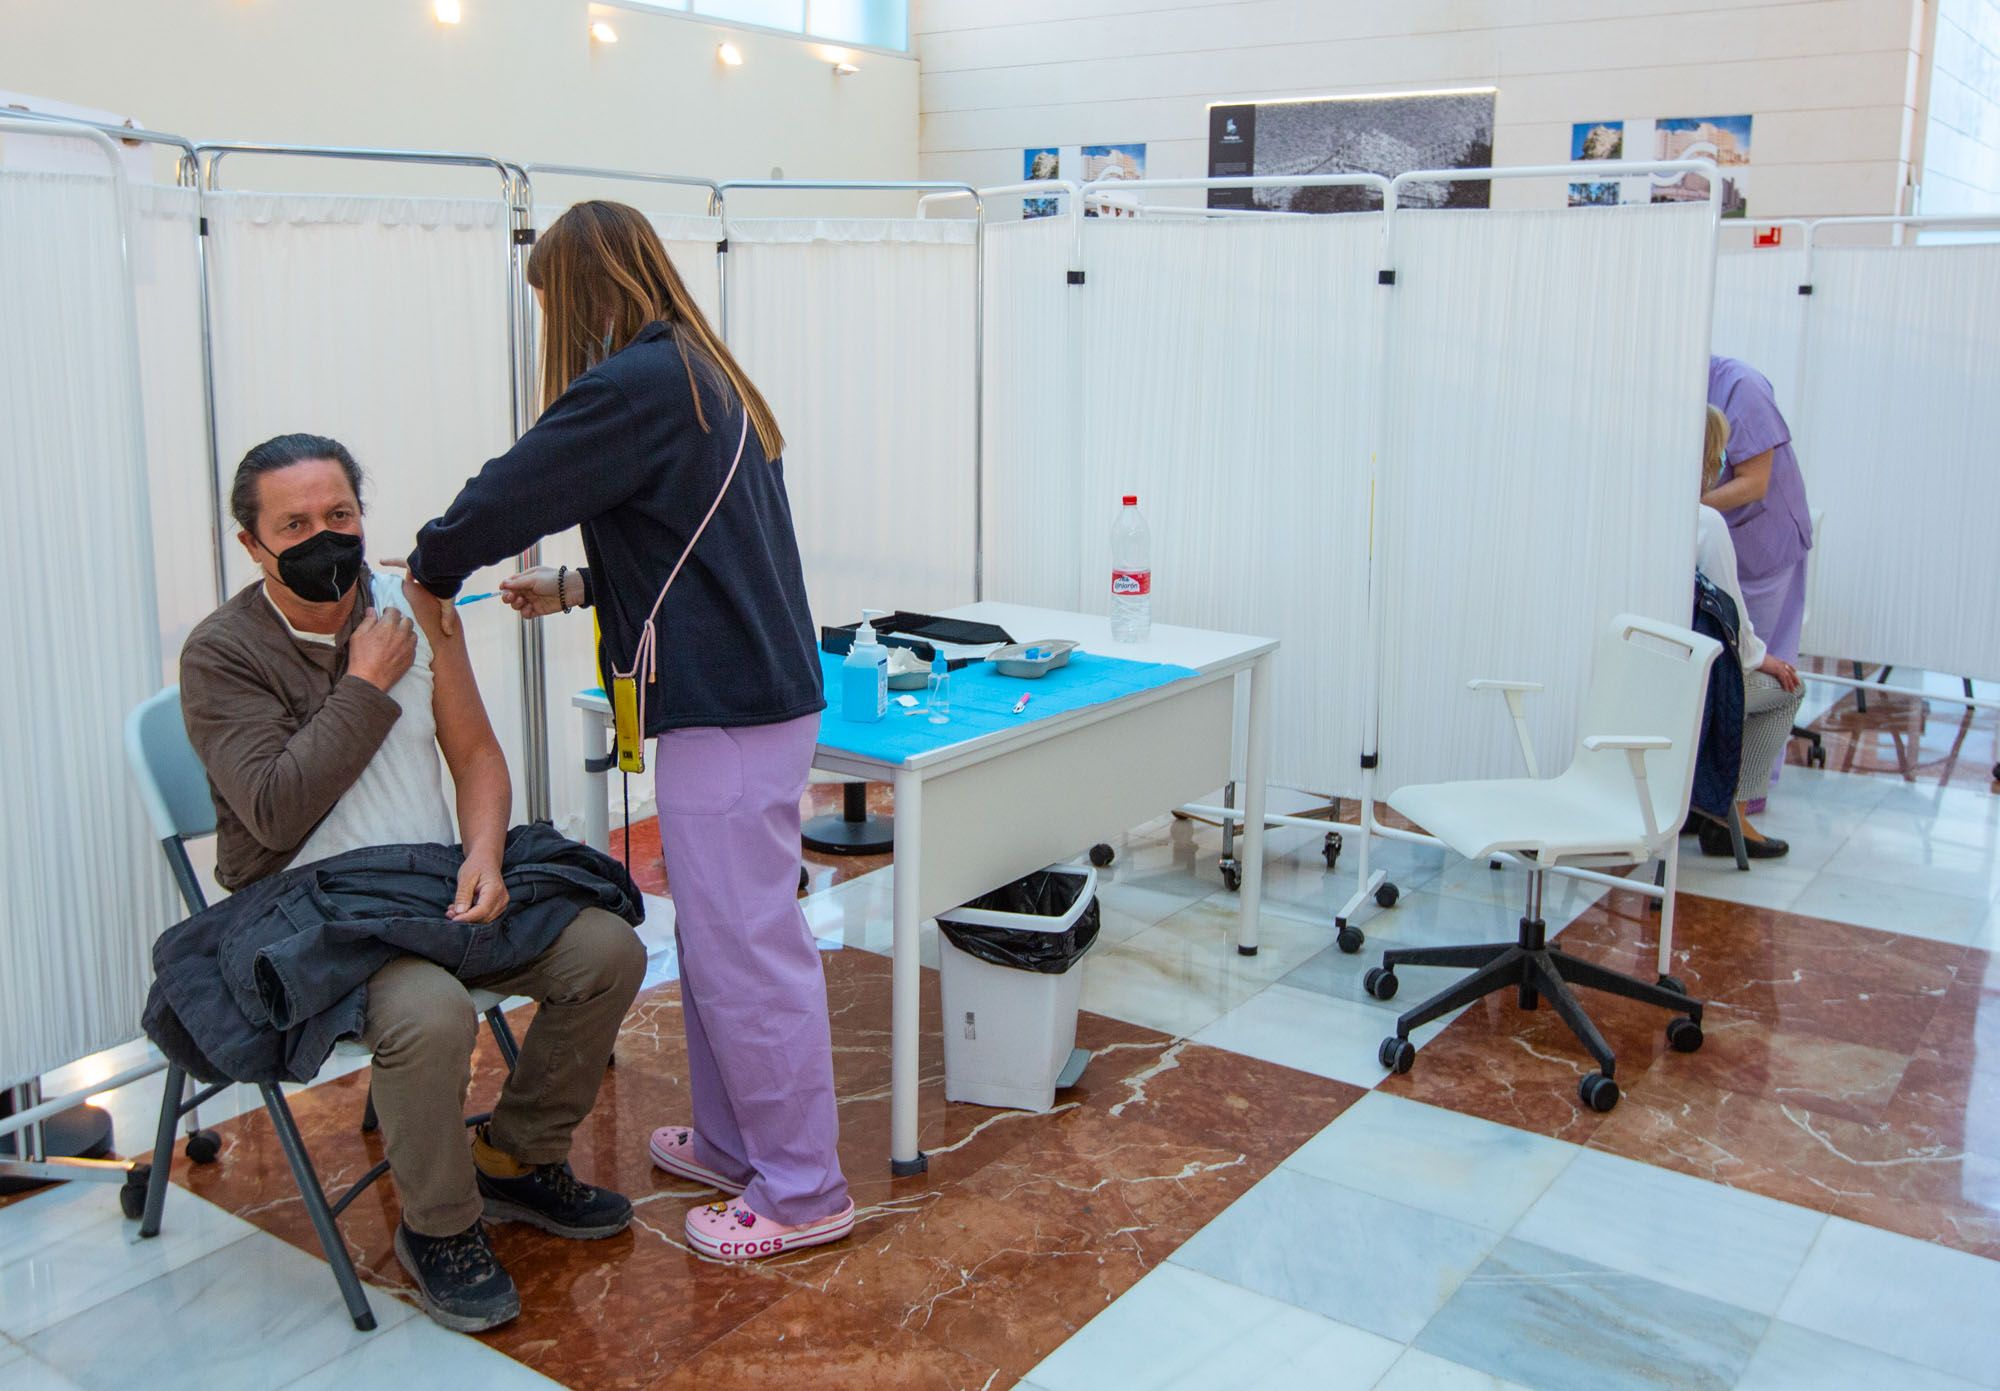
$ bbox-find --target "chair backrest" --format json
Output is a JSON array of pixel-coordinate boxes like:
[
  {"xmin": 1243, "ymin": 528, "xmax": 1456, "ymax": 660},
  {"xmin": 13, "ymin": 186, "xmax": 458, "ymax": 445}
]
[
  {"xmin": 125, "ymin": 686, "xmax": 217, "ymax": 914},
  {"xmin": 1571, "ymin": 614, "xmax": 1722, "ymax": 839}
]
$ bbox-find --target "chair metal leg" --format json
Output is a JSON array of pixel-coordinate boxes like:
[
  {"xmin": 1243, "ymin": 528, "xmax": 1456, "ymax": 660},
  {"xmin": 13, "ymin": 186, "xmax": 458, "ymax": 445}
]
[
  {"xmin": 1380, "ymin": 942, "xmax": 1514, "ymax": 972},
  {"xmin": 360, "ymin": 1086, "xmax": 379, "ymax": 1134},
  {"xmin": 1854, "ymin": 660, "xmax": 1868, "ymax": 713},
  {"xmin": 1392, "ymin": 948, "xmax": 1525, "ymax": 1036},
  {"xmin": 260, "ymin": 1084, "xmax": 376, "ymax": 1332},
  {"xmin": 486, "ymin": 1007, "xmax": 521, "ymax": 1071},
  {"xmin": 1530, "ymin": 957, "xmax": 1616, "ymax": 1077},
  {"xmin": 1727, "ymin": 804, "xmax": 1750, "ymax": 871},
  {"xmin": 138, "ymin": 1065, "xmax": 186, "ymax": 1238},
  {"xmin": 1550, "ymin": 951, "xmax": 1703, "ymax": 1021}
]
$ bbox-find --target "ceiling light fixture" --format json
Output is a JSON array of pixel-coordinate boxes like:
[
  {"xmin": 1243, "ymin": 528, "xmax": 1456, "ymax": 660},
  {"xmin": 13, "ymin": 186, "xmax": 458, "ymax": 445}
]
[
  {"xmin": 590, "ymin": 19, "xmax": 619, "ymax": 42},
  {"xmin": 832, "ymin": 61, "xmax": 860, "ymax": 76},
  {"xmin": 717, "ymin": 41, "xmax": 744, "ymax": 66},
  {"xmin": 433, "ymin": 0, "xmax": 462, "ymax": 24}
]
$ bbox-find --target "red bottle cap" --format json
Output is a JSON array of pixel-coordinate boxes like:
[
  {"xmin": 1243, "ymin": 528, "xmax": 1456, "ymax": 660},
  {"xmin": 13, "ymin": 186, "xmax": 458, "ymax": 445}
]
[{"xmin": 1122, "ymin": 494, "xmax": 1137, "ymax": 505}]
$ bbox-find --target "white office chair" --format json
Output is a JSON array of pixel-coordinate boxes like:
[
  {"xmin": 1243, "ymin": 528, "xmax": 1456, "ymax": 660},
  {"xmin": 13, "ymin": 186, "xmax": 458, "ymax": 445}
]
[
  {"xmin": 124, "ymin": 686, "xmax": 518, "ymax": 1331},
  {"xmin": 1362, "ymin": 615, "xmax": 1717, "ymax": 1113}
]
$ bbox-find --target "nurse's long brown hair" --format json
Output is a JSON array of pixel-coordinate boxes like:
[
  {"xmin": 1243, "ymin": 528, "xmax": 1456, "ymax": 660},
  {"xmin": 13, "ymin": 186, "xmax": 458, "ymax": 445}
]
[{"xmin": 527, "ymin": 200, "xmax": 784, "ymax": 460}]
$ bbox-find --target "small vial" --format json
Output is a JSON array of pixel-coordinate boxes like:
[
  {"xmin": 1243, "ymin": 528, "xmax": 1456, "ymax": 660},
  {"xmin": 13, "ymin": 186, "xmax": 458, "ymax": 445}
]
[{"xmin": 927, "ymin": 651, "xmax": 951, "ymax": 724}]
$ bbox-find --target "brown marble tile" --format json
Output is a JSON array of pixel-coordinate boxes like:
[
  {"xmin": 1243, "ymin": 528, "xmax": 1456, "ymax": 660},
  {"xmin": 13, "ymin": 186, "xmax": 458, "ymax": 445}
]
[
  {"xmin": 645, "ymin": 1286, "xmax": 1006, "ymax": 1391},
  {"xmin": 166, "ymin": 942, "xmax": 1353, "ymax": 1389},
  {"xmin": 1793, "ymin": 663, "xmax": 2000, "ymax": 792}
]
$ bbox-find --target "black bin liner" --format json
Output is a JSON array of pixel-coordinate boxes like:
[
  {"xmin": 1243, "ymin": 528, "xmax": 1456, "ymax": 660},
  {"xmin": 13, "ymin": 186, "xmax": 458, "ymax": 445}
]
[{"xmin": 939, "ymin": 869, "xmax": 1100, "ymax": 975}]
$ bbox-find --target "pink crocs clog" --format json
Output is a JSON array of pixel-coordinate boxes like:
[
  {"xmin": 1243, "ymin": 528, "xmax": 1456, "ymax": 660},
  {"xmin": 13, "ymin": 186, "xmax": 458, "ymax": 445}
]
[
  {"xmin": 648, "ymin": 1126, "xmax": 748, "ymax": 1195},
  {"xmin": 684, "ymin": 1197, "xmax": 856, "ymax": 1262}
]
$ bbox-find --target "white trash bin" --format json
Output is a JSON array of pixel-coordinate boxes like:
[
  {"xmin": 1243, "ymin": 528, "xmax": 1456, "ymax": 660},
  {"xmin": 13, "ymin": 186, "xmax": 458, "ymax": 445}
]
[{"xmin": 937, "ymin": 864, "xmax": 1099, "ymax": 1113}]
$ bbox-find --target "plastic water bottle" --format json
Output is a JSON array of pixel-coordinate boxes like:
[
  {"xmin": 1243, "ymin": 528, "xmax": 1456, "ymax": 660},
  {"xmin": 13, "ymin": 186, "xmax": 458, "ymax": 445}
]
[{"xmin": 1110, "ymin": 494, "xmax": 1152, "ymax": 643}]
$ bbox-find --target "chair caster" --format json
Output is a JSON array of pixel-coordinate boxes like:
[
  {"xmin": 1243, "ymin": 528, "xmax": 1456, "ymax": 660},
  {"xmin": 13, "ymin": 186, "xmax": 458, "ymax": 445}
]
[
  {"xmin": 1364, "ymin": 966, "xmax": 1399, "ymax": 1000},
  {"xmin": 1375, "ymin": 882, "xmax": 1400, "ymax": 909},
  {"xmin": 1657, "ymin": 973, "xmax": 1687, "ymax": 995},
  {"xmin": 1811, "ymin": 746, "xmax": 1827, "ymax": 769},
  {"xmin": 1578, "ymin": 1072, "xmax": 1620, "ymax": 1112},
  {"xmin": 1992, "ymin": 762, "xmax": 1999, "ymax": 783},
  {"xmin": 1089, "ymin": 843, "xmax": 1116, "ymax": 868},
  {"xmin": 798, "ymin": 865, "xmax": 810, "ymax": 894},
  {"xmin": 120, "ymin": 1165, "xmax": 150, "ymax": 1221},
  {"xmin": 184, "ymin": 1129, "xmax": 221, "ymax": 1165},
  {"xmin": 1378, "ymin": 1036, "xmax": 1415, "ymax": 1074},
  {"xmin": 1666, "ymin": 1017, "xmax": 1704, "ymax": 1053},
  {"xmin": 1336, "ymin": 920, "xmax": 1364, "ymax": 954},
  {"xmin": 1322, "ymin": 832, "xmax": 1341, "ymax": 869},
  {"xmin": 1220, "ymin": 860, "xmax": 1242, "ymax": 891}
]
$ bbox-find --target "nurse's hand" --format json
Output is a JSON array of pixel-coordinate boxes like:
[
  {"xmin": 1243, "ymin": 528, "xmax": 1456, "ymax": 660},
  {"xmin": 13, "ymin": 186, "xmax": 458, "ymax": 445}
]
[{"xmin": 500, "ymin": 566, "xmax": 565, "ymax": 619}]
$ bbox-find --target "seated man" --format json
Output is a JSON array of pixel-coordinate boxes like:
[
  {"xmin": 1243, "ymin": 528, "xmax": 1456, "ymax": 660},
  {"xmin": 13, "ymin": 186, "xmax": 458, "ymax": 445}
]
[{"xmin": 180, "ymin": 433, "xmax": 646, "ymax": 1333}]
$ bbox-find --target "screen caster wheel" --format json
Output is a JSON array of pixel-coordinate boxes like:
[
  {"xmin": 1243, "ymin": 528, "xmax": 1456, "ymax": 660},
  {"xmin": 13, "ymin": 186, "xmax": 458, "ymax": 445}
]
[
  {"xmin": 120, "ymin": 1165, "xmax": 151, "ymax": 1221},
  {"xmin": 1579, "ymin": 1072, "xmax": 1620, "ymax": 1112},
  {"xmin": 1375, "ymin": 882, "xmax": 1400, "ymax": 909},
  {"xmin": 1322, "ymin": 832, "xmax": 1341, "ymax": 870},
  {"xmin": 184, "ymin": 1130, "xmax": 221, "ymax": 1165},
  {"xmin": 1657, "ymin": 973, "xmax": 1687, "ymax": 995},
  {"xmin": 1335, "ymin": 921, "xmax": 1365, "ymax": 954},
  {"xmin": 1378, "ymin": 1036, "xmax": 1415, "ymax": 1074},
  {"xmin": 1667, "ymin": 1017, "xmax": 1704, "ymax": 1053},
  {"xmin": 1089, "ymin": 843, "xmax": 1116, "ymax": 868},
  {"xmin": 1220, "ymin": 860, "xmax": 1242, "ymax": 891},
  {"xmin": 1363, "ymin": 966, "xmax": 1398, "ymax": 1000}
]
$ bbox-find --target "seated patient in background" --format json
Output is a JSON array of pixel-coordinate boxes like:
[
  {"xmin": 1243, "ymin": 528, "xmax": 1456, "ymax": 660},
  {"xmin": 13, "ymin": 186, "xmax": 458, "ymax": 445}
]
[
  {"xmin": 178, "ymin": 434, "xmax": 646, "ymax": 1333},
  {"xmin": 1694, "ymin": 406, "xmax": 1804, "ymax": 859}
]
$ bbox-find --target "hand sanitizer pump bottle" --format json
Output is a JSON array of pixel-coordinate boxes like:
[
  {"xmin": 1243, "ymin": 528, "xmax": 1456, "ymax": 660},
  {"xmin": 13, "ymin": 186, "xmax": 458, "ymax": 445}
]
[{"xmin": 841, "ymin": 609, "xmax": 889, "ymax": 722}]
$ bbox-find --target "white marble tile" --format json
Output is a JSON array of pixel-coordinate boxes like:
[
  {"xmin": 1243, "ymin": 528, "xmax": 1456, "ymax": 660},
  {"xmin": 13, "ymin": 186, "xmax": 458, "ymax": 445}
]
[
  {"xmin": 1128, "ymin": 898, "xmax": 1342, "ymax": 982},
  {"xmin": 1510, "ymin": 1149, "xmax": 1825, "ymax": 1317},
  {"xmin": 1671, "ymin": 856, "xmax": 1812, "ymax": 912},
  {"xmin": 1254, "ymin": 837, "xmax": 1449, "ymax": 928},
  {"xmin": 1872, "ymin": 781, "xmax": 2000, "ymax": 828},
  {"xmin": 1278, "ymin": 890, "xmax": 1552, "ymax": 1015},
  {"xmin": 0, "ymin": 1184, "xmax": 257, "ymax": 1339},
  {"xmin": 0, "ymin": 1347, "xmax": 19, "ymax": 1374},
  {"xmin": 1283, "ymin": 1092, "xmax": 1577, "ymax": 1233},
  {"xmin": 1414, "ymin": 1238, "xmax": 1768, "ymax": 1391},
  {"xmin": 1429, "ymin": 856, "xmax": 1609, "ymax": 920},
  {"xmin": 26, "ymin": 1231, "xmax": 417, "ymax": 1391},
  {"xmin": 1025, "ymin": 1262, "xmax": 1401, "ymax": 1391},
  {"xmin": 634, "ymin": 891, "xmax": 677, "ymax": 953},
  {"xmin": 1777, "ymin": 1217, "xmax": 2000, "ymax": 1387},
  {"xmin": 1789, "ymin": 872, "xmax": 1996, "ymax": 945},
  {"xmin": 1172, "ymin": 1167, "xmax": 1499, "ymax": 1342},
  {"xmin": 0, "ymin": 1354, "xmax": 85, "ymax": 1391},
  {"xmin": 1193, "ymin": 984, "xmax": 1455, "ymax": 1088},
  {"xmin": 1078, "ymin": 939, "xmax": 1258, "ymax": 1038},
  {"xmin": 276, "ymin": 1314, "xmax": 563, "ymax": 1389},
  {"xmin": 1828, "ymin": 820, "xmax": 2000, "ymax": 903},
  {"xmin": 1736, "ymin": 1321, "xmax": 1987, "ymax": 1391},
  {"xmin": 1371, "ymin": 1348, "xmax": 1532, "ymax": 1391}
]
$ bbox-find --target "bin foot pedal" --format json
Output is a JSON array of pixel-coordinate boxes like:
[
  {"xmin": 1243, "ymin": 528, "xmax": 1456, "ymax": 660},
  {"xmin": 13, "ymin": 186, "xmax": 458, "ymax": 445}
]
[{"xmin": 1054, "ymin": 1047, "xmax": 1091, "ymax": 1090}]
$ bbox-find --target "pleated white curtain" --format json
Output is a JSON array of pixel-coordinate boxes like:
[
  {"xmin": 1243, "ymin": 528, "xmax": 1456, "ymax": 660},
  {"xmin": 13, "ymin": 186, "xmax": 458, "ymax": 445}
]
[
  {"xmin": 205, "ymin": 193, "xmax": 539, "ymax": 824},
  {"xmin": 1068, "ymin": 215, "xmax": 1379, "ymax": 793},
  {"xmin": 723, "ymin": 217, "xmax": 979, "ymax": 631},
  {"xmin": 1712, "ymin": 247, "xmax": 1809, "ymax": 418},
  {"xmin": 982, "ymin": 216, "xmax": 1078, "ymax": 611},
  {"xmin": 1, "ymin": 168, "xmax": 177, "ymax": 1083},
  {"xmin": 1796, "ymin": 243, "xmax": 2000, "ymax": 680},
  {"xmin": 1376, "ymin": 204, "xmax": 1714, "ymax": 794},
  {"xmin": 128, "ymin": 184, "xmax": 214, "ymax": 676}
]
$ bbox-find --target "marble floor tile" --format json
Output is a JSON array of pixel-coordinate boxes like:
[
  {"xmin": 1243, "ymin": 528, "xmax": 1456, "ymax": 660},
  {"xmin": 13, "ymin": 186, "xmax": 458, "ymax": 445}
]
[
  {"xmin": 0, "ymin": 1355, "xmax": 84, "ymax": 1391},
  {"xmin": 1278, "ymin": 890, "xmax": 1549, "ymax": 1016},
  {"xmin": 1788, "ymin": 873, "xmax": 1996, "ymax": 946},
  {"xmin": 1192, "ymin": 983, "xmax": 1455, "ymax": 1089},
  {"xmin": 1370, "ymin": 1348, "xmax": 1531, "ymax": 1391},
  {"xmin": 1413, "ymin": 1237, "xmax": 1768, "ymax": 1391},
  {"xmin": 1672, "ymin": 858, "xmax": 1813, "ymax": 913},
  {"xmin": 1132, "ymin": 896, "xmax": 1343, "ymax": 980},
  {"xmin": 276, "ymin": 1315, "xmax": 564, "ymax": 1389},
  {"xmin": 25, "ymin": 1233, "xmax": 417, "ymax": 1391},
  {"xmin": 0, "ymin": 1183, "xmax": 257, "ymax": 1340},
  {"xmin": 1509, "ymin": 1149, "xmax": 1826, "ymax": 1316},
  {"xmin": 1282, "ymin": 1092, "xmax": 1577, "ymax": 1234},
  {"xmin": 1171, "ymin": 1167, "xmax": 1499, "ymax": 1342},
  {"xmin": 1429, "ymin": 856, "xmax": 1609, "ymax": 920},
  {"xmin": 1023, "ymin": 1263, "xmax": 1401, "ymax": 1391},
  {"xmin": 1736, "ymin": 1320, "xmax": 1987, "ymax": 1391},
  {"xmin": 1776, "ymin": 1216, "xmax": 2000, "ymax": 1386},
  {"xmin": 1829, "ymin": 820, "xmax": 2000, "ymax": 903},
  {"xmin": 1079, "ymin": 939, "xmax": 1262, "ymax": 1039}
]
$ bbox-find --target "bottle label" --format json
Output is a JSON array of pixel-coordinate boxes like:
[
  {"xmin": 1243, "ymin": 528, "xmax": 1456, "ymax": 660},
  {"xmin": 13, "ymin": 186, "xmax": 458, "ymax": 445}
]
[{"xmin": 1112, "ymin": 569, "xmax": 1151, "ymax": 597}]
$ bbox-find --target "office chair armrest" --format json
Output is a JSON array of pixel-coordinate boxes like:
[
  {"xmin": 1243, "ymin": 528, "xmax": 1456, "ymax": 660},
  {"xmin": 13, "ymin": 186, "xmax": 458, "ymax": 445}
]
[
  {"xmin": 1582, "ymin": 735, "xmax": 1673, "ymax": 841},
  {"xmin": 1470, "ymin": 680, "xmax": 1546, "ymax": 778}
]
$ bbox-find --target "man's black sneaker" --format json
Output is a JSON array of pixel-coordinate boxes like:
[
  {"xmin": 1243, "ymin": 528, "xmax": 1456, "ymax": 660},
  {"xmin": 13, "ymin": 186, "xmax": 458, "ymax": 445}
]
[
  {"xmin": 477, "ymin": 1160, "xmax": 633, "ymax": 1240},
  {"xmin": 393, "ymin": 1221, "xmax": 521, "ymax": 1333}
]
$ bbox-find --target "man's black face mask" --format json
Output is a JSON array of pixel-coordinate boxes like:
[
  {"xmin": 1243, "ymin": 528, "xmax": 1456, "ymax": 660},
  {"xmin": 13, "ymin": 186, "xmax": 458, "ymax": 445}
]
[{"xmin": 263, "ymin": 528, "xmax": 365, "ymax": 604}]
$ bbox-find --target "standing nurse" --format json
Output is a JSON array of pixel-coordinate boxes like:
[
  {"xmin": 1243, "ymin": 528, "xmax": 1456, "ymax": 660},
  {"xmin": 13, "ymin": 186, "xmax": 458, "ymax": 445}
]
[
  {"xmin": 404, "ymin": 201, "xmax": 853, "ymax": 1261},
  {"xmin": 1705, "ymin": 354, "xmax": 1813, "ymax": 802}
]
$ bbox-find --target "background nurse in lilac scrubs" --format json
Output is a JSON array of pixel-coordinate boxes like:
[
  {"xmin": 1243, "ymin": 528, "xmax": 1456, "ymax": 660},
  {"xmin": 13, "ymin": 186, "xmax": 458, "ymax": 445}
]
[{"xmin": 1705, "ymin": 354, "xmax": 1814, "ymax": 805}]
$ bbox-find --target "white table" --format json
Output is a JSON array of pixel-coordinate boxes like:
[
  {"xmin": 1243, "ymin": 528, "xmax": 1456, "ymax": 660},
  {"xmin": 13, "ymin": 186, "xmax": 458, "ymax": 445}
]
[{"xmin": 571, "ymin": 602, "xmax": 1277, "ymax": 1174}]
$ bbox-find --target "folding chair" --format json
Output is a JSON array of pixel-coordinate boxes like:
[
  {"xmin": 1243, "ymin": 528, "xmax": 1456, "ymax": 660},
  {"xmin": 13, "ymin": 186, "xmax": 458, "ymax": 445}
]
[{"xmin": 123, "ymin": 687, "xmax": 519, "ymax": 1331}]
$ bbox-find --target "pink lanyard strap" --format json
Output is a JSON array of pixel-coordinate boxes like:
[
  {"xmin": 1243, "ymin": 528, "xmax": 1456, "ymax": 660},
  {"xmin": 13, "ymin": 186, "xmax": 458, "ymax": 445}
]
[{"xmin": 611, "ymin": 409, "xmax": 751, "ymax": 737}]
